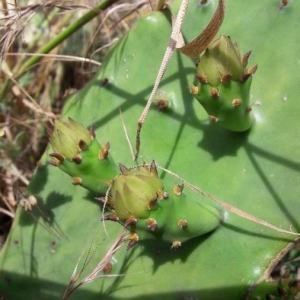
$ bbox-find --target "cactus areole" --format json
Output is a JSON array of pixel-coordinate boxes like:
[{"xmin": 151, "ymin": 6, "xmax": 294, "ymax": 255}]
[{"xmin": 193, "ymin": 35, "xmax": 257, "ymax": 132}]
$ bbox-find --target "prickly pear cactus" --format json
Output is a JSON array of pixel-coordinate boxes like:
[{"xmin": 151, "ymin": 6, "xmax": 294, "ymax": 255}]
[
  {"xmin": 192, "ymin": 35, "xmax": 257, "ymax": 131},
  {"xmin": 48, "ymin": 118, "xmax": 221, "ymax": 249},
  {"xmin": 104, "ymin": 161, "xmax": 220, "ymax": 249},
  {"xmin": 0, "ymin": 1, "xmax": 300, "ymax": 300}
]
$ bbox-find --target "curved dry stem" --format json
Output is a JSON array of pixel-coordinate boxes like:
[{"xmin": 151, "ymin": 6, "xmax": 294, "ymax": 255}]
[
  {"xmin": 134, "ymin": 0, "xmax": 226, "ymax": 159},
  {"xmin": 178, "ymin": 0, "xmax": 226, "ymax": 57},
  {"xmin": 0, "ymin": 207, "xmax": 14, "ymax": 218},
  {"xmin": 134, "ymin": 0, "xmax": 190, "ymax": 160},
  {"xmin": 157, "ymin": 165, "xmax": 300, "ymax": 237},
  {"xmin": 119, "ymin": 109, "xmax": 135, "ymax": 160}
]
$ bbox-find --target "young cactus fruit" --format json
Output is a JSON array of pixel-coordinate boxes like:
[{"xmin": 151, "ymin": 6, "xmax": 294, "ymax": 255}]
[
  {"xmin": 192, "ymin": 35, "xmax": 257, "ymax": 132},
  {"xmin": 104, "ymin": 161, "xmax": 221, "ymax": 249},
  {"xmin": 48, "ymin": 118, "xmax": 119, "ymax": 195}
]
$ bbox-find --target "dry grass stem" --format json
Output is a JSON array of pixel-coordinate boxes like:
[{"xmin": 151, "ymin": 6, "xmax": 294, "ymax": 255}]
[
  {"xmin": 90, "ymin": 37, "xmax": 119, "ymax": 59},
  {"xmin": 3, "ymin": 159, "xmax": 29, "ymax": 186},
  {"xmin": 119, "ymin": 109, "xmax": 135, "ymax": 161},
  {"xmin": 63, "ymin": 229, "xmax": 128, "ymax": 300},
  {"xmin": 157, "ymin": 165, "xmax": 300, "ymax": 237},
  {"xmin": 6, "ymin": 52, "xmax": 102, "ymax": 66},
  {"xmin": 87, "ymin": 1, "xmax": 148, "ymax": 59},
  {"xmin": 13, "ymin": 183, "xmax": 64, "ymax": 239},
  {"xmin": 0, "ymin": 207, "xmax": 14, "ymax": 218}
]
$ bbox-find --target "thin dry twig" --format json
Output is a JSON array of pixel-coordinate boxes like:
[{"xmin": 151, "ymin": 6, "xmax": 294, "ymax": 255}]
[
  {"xmin": 90, "ymin": 37, "xmax": 119, "ymax": 59},
  {"xmin": 134, "ymin": 0, "xmax": 190, "ymax": 160},
  {"xmin": 3, "ymin": 158, "xmax": 30, "ymax": 186},
  {"xmin": 0, "ymin": 207, "xmax": 14, "ymax": 218},
  {"xmin": 119, "ymin": 109, "xmax": 135, "ymax": 160},
  {"xmin": 101, "ymin": 184, "xmax": 113, "ymax": 239},
  {"xmin": 13, "ymin": 183, "xmax": 65, "ymax": 239}
]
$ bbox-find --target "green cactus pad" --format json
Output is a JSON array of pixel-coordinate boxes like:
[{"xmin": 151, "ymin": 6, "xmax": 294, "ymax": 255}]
[
  {"xmin": 137, "ymin": 189, "xmax": 221, "ymax": 245},
  {"xmin": 1, "ymin": 1, "xmax": 300, "ymax": 299}
]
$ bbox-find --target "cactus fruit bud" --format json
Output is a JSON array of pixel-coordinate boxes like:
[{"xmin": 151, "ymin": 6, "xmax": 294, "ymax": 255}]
[
  {"xmin": 194, "ymin": 35, "xmax": 257, "ymax": 132},
  {"xmin": 49, "ymin": 117, "xmax": 92, "ymax": 160},
  {"xmin": 110, "ymin": 161, "xmax": 164, "ymax": 221},
  {"xmin": 48, "ymin": 118, "xmax": 119, "ymax": 195}
]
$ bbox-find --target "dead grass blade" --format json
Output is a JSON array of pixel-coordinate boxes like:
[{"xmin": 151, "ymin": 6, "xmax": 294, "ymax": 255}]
[
  {"xmin": 178, "ymin": 0, "xmax": 226, "ymax": 57},
  {"xmin": 63, "ymin": 228, "xmax": 128, "ymax": 300}
]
